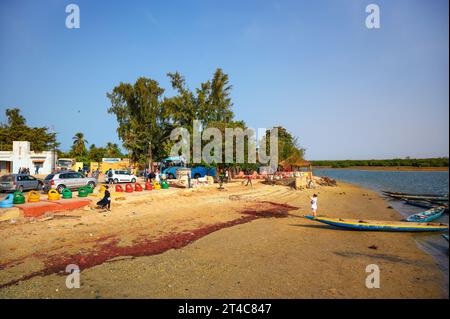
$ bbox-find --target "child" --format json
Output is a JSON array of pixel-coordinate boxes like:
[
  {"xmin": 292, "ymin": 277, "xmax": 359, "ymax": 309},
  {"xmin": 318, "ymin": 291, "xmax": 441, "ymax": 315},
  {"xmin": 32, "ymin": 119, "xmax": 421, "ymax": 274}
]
[
  {"xmin": 97, "ymin": 185, "xmax": 111, "ymax": 211},
  {"xmin": 310, "ymin": 194, "xmax": 318, "ymax": 218}
]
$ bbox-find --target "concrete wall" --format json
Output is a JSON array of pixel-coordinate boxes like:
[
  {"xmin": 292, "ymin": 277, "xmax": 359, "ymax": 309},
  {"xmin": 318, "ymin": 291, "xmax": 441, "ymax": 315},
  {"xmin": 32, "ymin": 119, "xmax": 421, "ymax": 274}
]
[{"xmin": 1, "ymin": 141, "xmax": 55, "ymax": 175}]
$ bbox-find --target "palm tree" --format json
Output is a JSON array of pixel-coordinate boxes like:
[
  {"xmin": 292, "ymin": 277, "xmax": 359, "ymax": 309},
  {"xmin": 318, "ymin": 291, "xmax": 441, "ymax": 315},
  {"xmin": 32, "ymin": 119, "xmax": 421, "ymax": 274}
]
[
  {"xmin": 72, "ymin": 132, "xmax": 88, "ymax": 157},
  {"xmin": 106, "ymin": 142, "xmax": 120, "ymax": 157}
]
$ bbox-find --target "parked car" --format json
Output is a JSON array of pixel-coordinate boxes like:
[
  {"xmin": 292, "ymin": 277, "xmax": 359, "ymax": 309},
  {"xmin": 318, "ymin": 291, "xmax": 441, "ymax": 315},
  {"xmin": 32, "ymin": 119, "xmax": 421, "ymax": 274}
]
[
  {"xmin": 104, "ymin": 170, "xmax": 137, "ymax": 184},
  {"xmin": 161, "ymin": 156, "xmax": 217, "ymax": 179},
  {"xmin": 0, "ymin": 174, "xmax": 43, "ymax": 193},
  {"xmin": 43, "ymin": 171, "xmax": 97, "ymax": 193}
]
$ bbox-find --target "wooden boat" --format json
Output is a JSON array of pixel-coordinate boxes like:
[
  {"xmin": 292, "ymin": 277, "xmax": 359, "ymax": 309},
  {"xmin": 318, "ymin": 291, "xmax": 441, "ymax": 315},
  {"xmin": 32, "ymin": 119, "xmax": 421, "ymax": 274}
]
[
  {"xmin": 382, "ymin": 190, "xmax": 447, "ymax": 197},
  {"xmin": 403, "ymin": 199, "xmax": 434, "ymax": 209},
  {"xmin": 305, "ymin": 215, "xmax": 448, "ymax": 232},
  {"xmin": 443, "ymin": 234, "xmax": 449, "ymax": 241},
  {"xmin": 383, "ymin": 193, "xmax": 448, "ymax": 202},
  {"xmin": 405, "ymin": 207, "xmax": 446, "ymax": 223}
]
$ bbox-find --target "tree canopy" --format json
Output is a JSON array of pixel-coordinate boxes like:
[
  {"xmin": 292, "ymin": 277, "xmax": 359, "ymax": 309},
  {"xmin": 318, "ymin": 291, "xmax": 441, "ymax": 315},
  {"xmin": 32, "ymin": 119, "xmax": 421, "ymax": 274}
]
[{"xmin": 0, "ymin": 108, "xmax": 59, "ymax": 152}]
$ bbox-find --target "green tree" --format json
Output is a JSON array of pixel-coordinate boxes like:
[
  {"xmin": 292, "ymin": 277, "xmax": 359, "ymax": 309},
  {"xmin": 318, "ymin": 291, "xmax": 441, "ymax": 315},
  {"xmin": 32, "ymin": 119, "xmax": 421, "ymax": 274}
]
[
  {"xmin": 0, "ymin": 108, "xmax": 59, "ymax": 152},
  {"xmin": 107, "ymin": 77, "xmax": 171, "ymax": 167},
  {"xmin": 71, "ymin": 132, "xmax": 88, "ymax": 157},
  {"xmin": 105, "ymin": 142, "xmax": 122, "ymax": 158},
  {"xmin": 88, "ymin": 144, "xmax": 107, "ymax": 162}
]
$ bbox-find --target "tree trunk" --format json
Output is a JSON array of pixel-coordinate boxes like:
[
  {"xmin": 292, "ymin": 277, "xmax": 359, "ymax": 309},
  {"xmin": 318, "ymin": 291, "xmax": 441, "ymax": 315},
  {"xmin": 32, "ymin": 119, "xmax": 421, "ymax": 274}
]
[{"xmin": 148, "ymin": 142, "xmax": 153, "ymax": 171}]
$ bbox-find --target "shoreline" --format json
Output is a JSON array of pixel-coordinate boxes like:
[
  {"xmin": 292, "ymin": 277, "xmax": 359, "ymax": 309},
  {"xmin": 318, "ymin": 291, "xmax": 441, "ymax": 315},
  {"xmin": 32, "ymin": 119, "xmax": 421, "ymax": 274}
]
[
  {"xmin": 0, "ymin": 180, "xmax": 446, "ymax": 298},
  {"xmin": 313, "ymin": 166, "xmax": 449, "ymax": 172}
]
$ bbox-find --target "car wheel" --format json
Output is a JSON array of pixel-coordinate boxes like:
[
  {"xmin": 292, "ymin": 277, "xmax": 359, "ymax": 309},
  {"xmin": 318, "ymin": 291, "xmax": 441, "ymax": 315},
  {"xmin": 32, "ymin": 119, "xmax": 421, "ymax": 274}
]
[
  {"xmin": 88, "ymin": 181, "xmax": 96, "ymax": 189},
  {"xmin": 56, "ymin": 185, "xmax": 65, "ymax": 194},
  {"xmin": 168, "ymin": 173, "xmax": 175, "ymax": 179},
  {"xmin": 194, "ymin": 173, "xmax": 201, "ymax": 179},
  {"xmin": 17, "ymin": 185, "xmax": 24, "ymax": 193},
  {"xmin": 131, "ymin": 178, "xmax": 136, "ymax": 183},
  {"xmin": 113, "ymin": 179, "xmax": 119, "ymax": 184},
  {"xmin": 37, "ymin": 182, "xmax": 43, "ymax": 190}
]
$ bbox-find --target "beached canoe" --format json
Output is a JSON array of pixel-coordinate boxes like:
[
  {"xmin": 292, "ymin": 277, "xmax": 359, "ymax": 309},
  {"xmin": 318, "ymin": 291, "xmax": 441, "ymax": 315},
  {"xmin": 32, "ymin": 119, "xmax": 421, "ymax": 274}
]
[
  {"xmin": 383, "ymin": 193, "xmax": 448, "ymax": 202},
  {"xmin": 405, "ymin": 207, "xmax": 446, "ymax": 223},
  {"xmin": 403, "ymin": 199, "xmax": 435, "ymax": 209},
  {"xmin": 305, "ymin": 216, "xmax": 448, "ymax": 232},
  {"xmin": 381, "ymin": 190, "xmax": 447, "ymax": 197}
]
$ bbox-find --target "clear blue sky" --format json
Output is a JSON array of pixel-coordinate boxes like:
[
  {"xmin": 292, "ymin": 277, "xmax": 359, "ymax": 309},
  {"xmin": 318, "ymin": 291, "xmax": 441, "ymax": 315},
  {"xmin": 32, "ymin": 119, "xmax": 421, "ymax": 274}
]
[{"xmin": 0, "ymin": 0, "xmax": 448, "ymax": 160}]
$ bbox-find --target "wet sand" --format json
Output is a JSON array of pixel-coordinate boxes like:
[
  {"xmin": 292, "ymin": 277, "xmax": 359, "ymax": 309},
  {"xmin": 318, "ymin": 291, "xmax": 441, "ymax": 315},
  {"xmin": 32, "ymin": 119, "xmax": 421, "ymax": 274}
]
[{"xmin": 0, "ymin": 180, "xmax": 447, "ymax": 298}]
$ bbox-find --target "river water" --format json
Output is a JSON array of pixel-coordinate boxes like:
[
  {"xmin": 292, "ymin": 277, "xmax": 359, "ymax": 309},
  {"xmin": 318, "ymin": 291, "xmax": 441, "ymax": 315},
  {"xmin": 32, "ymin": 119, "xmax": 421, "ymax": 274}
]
[{"xmin": 313, "ymin": 169, "xmax": 449, "ymax": 295}]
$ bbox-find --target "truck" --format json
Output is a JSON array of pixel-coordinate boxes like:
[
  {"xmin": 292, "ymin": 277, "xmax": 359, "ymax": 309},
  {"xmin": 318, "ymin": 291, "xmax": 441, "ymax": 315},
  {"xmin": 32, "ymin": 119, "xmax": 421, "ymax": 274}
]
[{"xmin": 161, "ymin": 156, "xmax": 216, "ymax": 179}]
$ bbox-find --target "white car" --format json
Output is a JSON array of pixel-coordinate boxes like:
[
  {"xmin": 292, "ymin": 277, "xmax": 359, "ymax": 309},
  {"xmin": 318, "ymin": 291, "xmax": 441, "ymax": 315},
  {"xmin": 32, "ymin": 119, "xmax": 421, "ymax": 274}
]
[{"xmin": 104, "ymin": 170, "xmax": 137, "ymax": 184}]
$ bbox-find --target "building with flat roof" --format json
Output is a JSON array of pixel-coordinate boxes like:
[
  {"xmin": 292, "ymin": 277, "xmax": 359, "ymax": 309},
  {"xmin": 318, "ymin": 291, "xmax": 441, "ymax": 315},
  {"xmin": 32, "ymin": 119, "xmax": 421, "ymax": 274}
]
[{"xmin": 0, "ymin": 141, "xmax": 56, "ymax": 175}]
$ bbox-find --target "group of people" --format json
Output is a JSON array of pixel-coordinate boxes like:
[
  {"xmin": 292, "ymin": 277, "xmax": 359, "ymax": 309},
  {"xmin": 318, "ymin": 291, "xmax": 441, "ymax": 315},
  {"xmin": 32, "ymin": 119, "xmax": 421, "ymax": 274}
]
[
  {"xmin": 144, "ymin": 168, "xmax": 161, "ymax": 183},
  {"xmin": 18, "ymin": 167, "xmax": 32, "ymax": 175}
]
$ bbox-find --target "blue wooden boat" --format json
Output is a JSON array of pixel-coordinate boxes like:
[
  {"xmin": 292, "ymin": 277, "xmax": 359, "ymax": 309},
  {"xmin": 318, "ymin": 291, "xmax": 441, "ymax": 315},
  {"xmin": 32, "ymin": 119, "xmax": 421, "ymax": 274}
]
[
  {"xmin": 405, "ymin": 207, "xmax": 446, "ymax": 223},
  {"xmin": 305, "ymin": 215, "xmax": 448, "ymax": 232}
]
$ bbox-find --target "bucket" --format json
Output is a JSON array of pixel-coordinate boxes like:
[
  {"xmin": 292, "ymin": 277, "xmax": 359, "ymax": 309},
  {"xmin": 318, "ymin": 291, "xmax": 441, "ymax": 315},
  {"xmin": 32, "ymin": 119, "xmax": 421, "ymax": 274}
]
[
  {"xmin": 0, "ymin": 194, "xmax": 14, "ymax": 208},
  {"xmin": 125, "ymin": 184, "xmax": 133, "ymax": 193},
  {"xmin": 27, "ymin": 190, "xmax": 41, "ymax": 203},
  {"xmin": 48, "ymin": 189, "xmax": 60, "ymax": 201},
  {"xmin": 12, "ymin": 191, "xmax": 26, "ymax": 205},
  {"xmin": 78, "ymin": 187, "xmax": 89, "ymax": 198},
  {"xmin": 62, "ymin": 188, "xmax": 73, "ymax": 199}
]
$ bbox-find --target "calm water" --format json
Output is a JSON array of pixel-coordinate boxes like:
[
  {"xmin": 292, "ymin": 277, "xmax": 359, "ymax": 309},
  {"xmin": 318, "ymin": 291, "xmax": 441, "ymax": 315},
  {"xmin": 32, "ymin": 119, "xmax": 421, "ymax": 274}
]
[{"xmin": 314, "ymin": 169, "xmax": 449, "ymax": 295}]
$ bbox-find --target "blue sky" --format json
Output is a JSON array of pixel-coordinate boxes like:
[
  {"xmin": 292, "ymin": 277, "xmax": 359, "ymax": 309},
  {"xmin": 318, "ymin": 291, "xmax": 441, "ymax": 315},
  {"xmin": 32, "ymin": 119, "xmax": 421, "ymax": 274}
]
[{"xmin": 0, "ymin": 0, "xmax": 448, "ymax": 160}]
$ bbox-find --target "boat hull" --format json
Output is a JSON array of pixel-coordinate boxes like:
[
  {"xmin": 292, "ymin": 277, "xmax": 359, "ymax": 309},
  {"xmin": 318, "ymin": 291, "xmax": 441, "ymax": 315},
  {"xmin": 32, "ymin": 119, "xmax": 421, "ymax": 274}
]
[
  {"xmin": 383, "ymin": 193, "xmax": 448, "ymax": 201},
  {"xmin": 305, "ymin": 216, "xmax": 448, "ymax": 232},
  {"xmin": 405, "ymin": 207, "xmax": 446, "ymax": 223}
]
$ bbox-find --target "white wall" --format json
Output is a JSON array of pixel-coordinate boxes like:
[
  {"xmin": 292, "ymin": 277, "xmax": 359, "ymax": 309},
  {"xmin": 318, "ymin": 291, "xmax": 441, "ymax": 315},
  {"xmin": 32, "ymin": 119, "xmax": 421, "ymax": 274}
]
[{"xmin": 6, "ymin": 141, "xmax": 56, "ymax": 175}]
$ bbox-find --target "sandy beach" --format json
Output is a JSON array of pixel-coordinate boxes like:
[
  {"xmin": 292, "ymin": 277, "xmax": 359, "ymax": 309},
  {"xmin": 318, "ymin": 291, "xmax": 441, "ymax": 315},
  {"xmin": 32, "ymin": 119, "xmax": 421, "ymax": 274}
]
[{"xmin": 0, "ymin": 180, "xmax": 446, "ymax": 299}]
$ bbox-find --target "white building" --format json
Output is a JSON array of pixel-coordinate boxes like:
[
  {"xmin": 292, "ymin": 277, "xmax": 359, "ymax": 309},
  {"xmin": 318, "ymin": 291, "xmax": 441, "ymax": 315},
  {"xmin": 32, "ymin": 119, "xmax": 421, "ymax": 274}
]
[{"xmin": 0, "ymin": 141, "xmax": 56, "ymax": 175}]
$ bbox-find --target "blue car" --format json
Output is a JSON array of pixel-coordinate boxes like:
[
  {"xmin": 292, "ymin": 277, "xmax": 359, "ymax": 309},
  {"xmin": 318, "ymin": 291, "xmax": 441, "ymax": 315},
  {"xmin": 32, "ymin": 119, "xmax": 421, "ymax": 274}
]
[{"xmin": 161, "ymin": 156, "xmax": 216, "ymax": 179}]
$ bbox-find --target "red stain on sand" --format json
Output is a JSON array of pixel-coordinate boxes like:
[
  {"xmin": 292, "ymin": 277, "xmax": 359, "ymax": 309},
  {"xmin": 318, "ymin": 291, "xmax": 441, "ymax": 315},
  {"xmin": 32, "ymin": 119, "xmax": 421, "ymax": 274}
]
[{"xmin": 0, "ymin": 201, "xmax": 298, "ymax": 289}]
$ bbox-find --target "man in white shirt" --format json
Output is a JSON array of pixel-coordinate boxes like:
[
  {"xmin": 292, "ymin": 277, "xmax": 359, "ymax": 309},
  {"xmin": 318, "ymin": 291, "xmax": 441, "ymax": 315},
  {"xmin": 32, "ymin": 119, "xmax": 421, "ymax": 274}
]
[{"xmin": 310, "ymin": 194, "xmax": 318, "ymax": 218}]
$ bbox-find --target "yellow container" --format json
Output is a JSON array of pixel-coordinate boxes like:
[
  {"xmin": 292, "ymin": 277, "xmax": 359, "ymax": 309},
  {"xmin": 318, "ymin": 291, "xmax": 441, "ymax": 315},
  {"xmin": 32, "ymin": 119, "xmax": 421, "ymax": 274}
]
[
  {"xmin": 48, "ymin": 189, "xmax": 60, "ymax": 201},
  {"xmin": 28, "ymin": 190, "xmax": 41, "ymax": 203},
  {"xmin": 153, "ymin": 181, "xmax": 161, "ymax": 190}
]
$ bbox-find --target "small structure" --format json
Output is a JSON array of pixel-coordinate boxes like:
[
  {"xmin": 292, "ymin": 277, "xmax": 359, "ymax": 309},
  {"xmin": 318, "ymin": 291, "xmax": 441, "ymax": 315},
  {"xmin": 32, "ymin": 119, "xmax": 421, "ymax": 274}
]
[
  {"xmin": 0, "ymin": 141, "xmax": 56, "ymax": 175},
  {"xmin": 279, "ymin": 159, "xmax": 313, "ymax": 189}
]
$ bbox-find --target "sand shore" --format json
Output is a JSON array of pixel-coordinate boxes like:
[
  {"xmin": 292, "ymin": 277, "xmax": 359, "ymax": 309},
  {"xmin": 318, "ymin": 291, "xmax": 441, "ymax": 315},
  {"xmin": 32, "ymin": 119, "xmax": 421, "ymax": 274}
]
[{"xmin": 0, "ymin": 180, "xmax": 446, "ymax": 299}]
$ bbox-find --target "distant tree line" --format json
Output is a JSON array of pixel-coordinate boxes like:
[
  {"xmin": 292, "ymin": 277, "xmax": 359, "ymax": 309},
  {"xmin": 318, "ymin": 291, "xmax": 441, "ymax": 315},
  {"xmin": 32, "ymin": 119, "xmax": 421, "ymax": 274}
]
[
  {"xmin": 58, "ymin": 132, "xmax": 124, "ymax": 167},
  {"xmin": 311, "ymin": 158, "xmax": 449, "ymax": 168}
]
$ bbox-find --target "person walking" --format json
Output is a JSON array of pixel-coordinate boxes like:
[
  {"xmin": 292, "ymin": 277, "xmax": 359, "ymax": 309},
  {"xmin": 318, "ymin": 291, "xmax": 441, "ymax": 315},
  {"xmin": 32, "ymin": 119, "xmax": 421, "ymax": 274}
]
[
  {"xmin": 245, "ymin": 172, "xmax": 253, "ymax": 187},
  {"xmin": 310, "ymin": 194, "xmax": 318, "ymax": 218}
]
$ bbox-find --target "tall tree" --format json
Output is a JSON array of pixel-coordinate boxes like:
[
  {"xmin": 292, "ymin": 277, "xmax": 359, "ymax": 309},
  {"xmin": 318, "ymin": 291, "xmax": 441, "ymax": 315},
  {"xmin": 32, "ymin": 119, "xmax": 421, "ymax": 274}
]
[
  {"xmin": 107, "ymin": 77, "xmax": 170, "ymax": 167},
  {"xmin": 71, "ymin": 132, "xmax": 88, "ymax": 157}
]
